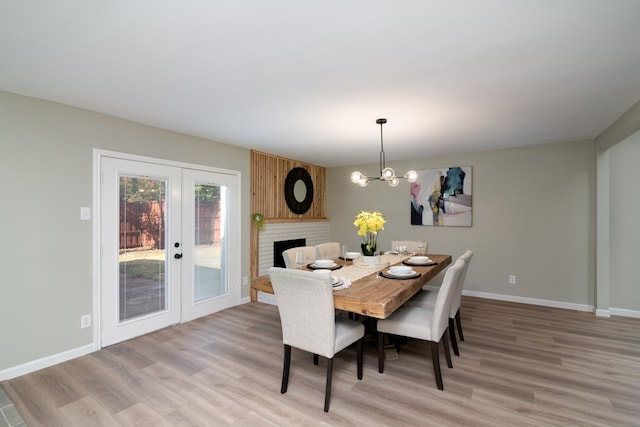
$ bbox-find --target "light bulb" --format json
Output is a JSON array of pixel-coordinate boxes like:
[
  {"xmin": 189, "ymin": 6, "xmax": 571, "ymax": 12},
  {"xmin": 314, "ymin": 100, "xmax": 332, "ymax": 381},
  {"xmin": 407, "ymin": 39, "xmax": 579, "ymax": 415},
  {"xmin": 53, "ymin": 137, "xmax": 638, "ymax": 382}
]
[
  {"xmin": 351, "ymin": 171, "xmax": 363, "ymax": 183},
  {"xmin": 388, "ymin": 177, "xmax": 400, "ymax": 187},
  {"xmin": 358, "ymin": 177, "xmax": 369, "ymax": 187},
  {"xmin": 405, "ymin": 170, "xmax": 418, "ymax": 183},
  {"xmin": 381, "ymin": 167, "xmax": 395, "ymax": 180}
]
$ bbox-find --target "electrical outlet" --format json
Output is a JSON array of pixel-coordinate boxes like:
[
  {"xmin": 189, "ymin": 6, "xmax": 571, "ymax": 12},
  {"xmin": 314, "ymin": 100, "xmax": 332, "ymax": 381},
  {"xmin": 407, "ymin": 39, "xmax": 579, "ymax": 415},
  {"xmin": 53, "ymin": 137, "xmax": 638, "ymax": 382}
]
[
  {"xmin": 243, "ymin": 276, "xmax": 248, "ymax": 286},
  {"xmin": 81, "ymin": 314, "xmax": 92, "ymax": 328},
  {"xmin": 509, "ymin": 275, "xmax": 517, "ymax": 285}
]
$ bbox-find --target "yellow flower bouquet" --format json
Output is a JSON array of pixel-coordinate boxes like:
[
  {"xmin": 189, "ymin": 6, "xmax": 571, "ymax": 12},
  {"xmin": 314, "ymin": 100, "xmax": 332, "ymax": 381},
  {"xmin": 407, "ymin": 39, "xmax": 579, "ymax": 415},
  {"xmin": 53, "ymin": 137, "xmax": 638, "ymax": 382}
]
[{"xmin": 354, "ymin": 210, "xmax": 386, "ymax": 256}]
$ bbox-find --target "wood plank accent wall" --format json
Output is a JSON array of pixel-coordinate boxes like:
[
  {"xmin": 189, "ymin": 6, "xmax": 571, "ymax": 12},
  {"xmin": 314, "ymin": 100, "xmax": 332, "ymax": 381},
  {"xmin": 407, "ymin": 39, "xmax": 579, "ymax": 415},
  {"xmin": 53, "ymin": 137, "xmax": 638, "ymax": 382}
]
[
  {"xmin": 250, "ymin": 150, "xmax": 327, "ymax": 221},
  {"xmin": 250, "ymin": 150, "xmax": 327, "ymax": 298}
]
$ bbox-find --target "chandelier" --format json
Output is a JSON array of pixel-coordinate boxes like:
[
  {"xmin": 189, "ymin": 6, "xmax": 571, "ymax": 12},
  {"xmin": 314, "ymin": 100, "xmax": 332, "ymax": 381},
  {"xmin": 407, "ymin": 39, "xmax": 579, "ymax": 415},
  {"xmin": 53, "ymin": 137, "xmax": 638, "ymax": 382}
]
[{"xmin": 350, "ymin": 118, "xmax": 417, "ymax": 187}]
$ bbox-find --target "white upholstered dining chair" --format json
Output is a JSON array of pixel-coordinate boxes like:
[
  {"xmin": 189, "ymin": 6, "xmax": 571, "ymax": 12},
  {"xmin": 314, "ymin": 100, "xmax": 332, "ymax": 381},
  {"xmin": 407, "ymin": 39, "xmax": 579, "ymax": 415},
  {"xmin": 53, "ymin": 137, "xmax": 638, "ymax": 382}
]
[
  {"xmin": 407, "ymin": 250, "xmax": 473, "ymax": 356},
  {"xmin": 269, "ymin": 267, "xmax": 364, "ymax": 412},
  {"xmin": 281, "ymin": 246, "xmax": 317, "ymax": 268},
  {"xmin": 315, "ymin": 242, "xmax": 341, "ymax": 260},
  {"xmin": 377, "ymin": 258, "xmax": 465, "ymax": 390}
]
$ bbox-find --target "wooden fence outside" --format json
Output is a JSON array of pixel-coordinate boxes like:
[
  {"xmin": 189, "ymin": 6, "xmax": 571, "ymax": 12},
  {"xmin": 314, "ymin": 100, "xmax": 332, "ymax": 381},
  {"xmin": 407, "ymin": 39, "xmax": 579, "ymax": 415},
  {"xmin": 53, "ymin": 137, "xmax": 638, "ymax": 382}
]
[{"xmin": 120, "ymin": 201, "xmax": 221, "ymax": 250}]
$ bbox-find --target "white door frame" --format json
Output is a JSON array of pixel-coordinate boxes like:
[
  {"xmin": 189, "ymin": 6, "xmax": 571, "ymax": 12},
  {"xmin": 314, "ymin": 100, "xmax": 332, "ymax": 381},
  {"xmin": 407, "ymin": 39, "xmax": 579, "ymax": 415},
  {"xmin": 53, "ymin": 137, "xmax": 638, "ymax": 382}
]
[{"xmin": 93, "ymin": 149, "xmax": 242, "ymax": 349}]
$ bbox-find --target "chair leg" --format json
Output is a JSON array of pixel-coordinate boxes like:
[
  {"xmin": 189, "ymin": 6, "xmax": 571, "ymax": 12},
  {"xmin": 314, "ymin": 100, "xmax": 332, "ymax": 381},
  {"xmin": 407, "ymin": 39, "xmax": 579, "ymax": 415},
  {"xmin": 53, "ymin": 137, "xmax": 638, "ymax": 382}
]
[
  {"xmin": 281, "ymin": 344, "xmax": 291, "ymax": 394},
  {"xmin": 313, "ymin": 354, "xmax": 319, "ymax": 365},
  {"xmin": 324, "ymin": 358, "xmax": 334, "ymax": 412},
  {"xmin": 442, "ymin": 329, "xmax": 453, "ymax": 369},
  {"xmin": 455, "ymin": 309, "xmax": 464, "ymax": 341},
  {"xmin": 449, "ymin": 318, "xmax": 460, "ymax": 356},
  {"xmin": 430, "ymin": 341, "xmax": 443, "ymax": 390},
  {"xmin": 377, "ymin": 332, "xmax": 385, "ymax": 373},
  {"xmin": 357, "ymin": 339, "xmax": 363, "ymax": 380}
]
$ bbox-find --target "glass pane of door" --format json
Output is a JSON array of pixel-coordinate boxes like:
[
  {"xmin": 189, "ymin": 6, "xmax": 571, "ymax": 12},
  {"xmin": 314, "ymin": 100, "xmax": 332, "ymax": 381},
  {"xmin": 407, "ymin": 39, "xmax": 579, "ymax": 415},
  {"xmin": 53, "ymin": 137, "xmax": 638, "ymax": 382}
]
[
  {"xmin": 119, "ymin": 176, "xmax": 168, "ymax": 321},
  {"xmin": 193, "ymin": 182, "xmax": 227, "ymax": 302},
  {"xmin": 181, "ymin": 169, "xmax": 238, "ymax": 322}
]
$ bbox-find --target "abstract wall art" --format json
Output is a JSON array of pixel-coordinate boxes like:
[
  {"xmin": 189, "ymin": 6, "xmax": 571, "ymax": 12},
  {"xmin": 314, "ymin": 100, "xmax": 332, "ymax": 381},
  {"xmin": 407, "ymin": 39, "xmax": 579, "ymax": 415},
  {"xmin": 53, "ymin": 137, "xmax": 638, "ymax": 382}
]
[{"xmin": 410, "ymin": 166, "xmax": 472, "ymax": 226}]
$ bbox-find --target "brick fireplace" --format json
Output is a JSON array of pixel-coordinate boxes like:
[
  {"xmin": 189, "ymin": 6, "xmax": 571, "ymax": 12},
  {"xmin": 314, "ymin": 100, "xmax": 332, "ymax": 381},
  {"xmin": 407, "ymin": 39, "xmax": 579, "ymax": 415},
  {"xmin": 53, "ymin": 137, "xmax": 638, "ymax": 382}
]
[{"xmin": 256, "ymin": 221, "xmax": 329, "ymax": 303}]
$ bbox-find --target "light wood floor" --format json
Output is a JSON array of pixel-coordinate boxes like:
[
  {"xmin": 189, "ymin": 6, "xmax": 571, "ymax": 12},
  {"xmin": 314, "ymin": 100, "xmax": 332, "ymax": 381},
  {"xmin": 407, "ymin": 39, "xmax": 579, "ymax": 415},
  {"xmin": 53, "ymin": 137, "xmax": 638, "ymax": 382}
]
[{"xmin": 3, "ymin": 297, "xmax": 640, "ymax": 426}]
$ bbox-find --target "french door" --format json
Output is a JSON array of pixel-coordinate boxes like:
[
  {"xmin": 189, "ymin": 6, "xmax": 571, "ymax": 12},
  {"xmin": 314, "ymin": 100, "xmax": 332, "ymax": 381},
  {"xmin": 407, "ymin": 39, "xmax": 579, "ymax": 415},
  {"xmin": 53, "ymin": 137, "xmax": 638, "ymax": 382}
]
[{"xmin": 100, "ymin": 155, "xmax": 239, "ymax": 347}]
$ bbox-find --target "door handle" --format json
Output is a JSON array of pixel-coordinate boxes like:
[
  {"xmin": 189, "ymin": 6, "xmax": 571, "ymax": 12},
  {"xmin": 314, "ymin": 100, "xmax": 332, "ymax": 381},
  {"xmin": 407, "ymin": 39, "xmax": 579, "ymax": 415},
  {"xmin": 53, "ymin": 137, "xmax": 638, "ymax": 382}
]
[{"xmin": 174, "ymin": 253, "xmax": 183, "ymax": 259}]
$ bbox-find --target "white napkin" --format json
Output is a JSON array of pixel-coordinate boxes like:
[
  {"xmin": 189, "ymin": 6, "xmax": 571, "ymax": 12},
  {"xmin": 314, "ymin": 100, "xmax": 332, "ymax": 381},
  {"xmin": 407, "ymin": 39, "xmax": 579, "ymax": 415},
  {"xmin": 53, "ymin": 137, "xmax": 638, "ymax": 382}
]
[{"xmin": 332, "ymin": 278, "xmax": 352, "ymax": 291}]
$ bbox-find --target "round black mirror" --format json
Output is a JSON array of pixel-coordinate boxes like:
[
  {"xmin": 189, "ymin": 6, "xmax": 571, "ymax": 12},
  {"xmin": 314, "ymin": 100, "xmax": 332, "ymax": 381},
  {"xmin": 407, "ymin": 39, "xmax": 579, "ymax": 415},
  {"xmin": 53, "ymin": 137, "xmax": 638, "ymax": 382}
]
[{"xmin": 284, "ymin": 167, "xmax": 314, "ymax": 214}]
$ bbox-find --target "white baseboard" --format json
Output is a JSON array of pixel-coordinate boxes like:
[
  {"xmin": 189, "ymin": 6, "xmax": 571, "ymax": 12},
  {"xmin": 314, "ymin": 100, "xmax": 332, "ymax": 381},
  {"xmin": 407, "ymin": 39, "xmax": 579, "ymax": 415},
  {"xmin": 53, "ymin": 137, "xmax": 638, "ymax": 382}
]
[
  {"xmin": 257, "ymin": 291, "xmax": 277, "ymax": 305},
  {"xmin": 450, "ymin": 289, "xmax": 640, "ymax": 319},
  {"xmin": 0, "ymin": 343, "xmax": 96, "ymax": 381},
  {"xmin": 462, "ymin": 290, "xmax": 594, "ymax": 312},
  {"xmin": 610, "ymin": 307, "xmax": 640, "ymax": 318}
]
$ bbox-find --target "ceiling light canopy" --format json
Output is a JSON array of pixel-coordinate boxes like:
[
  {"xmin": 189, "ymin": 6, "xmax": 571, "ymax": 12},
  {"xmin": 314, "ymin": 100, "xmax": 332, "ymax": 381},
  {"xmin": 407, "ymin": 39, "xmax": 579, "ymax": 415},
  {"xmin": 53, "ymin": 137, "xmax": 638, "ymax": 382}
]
[{"xmin": 351, "ymin": 118, "xmax": 417, "ymax": 187}]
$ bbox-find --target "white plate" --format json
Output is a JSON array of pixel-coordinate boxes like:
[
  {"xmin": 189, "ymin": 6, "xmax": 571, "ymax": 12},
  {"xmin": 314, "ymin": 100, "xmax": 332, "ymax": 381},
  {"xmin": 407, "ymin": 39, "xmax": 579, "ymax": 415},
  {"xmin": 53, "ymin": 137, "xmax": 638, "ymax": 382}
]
[
  {"xmin": 389, "ymin": 266, "xmax": 413, "ymax": 275},
  {"xmin": 314, "ymin": 259, "xmax": 334, "ymax": 268},
  {"xmin": 407, "ymin": 259, "xmax": 432, "ymax": 265},
  {"xmin": 386, "ymin": 269, "xmax": 417, "ymax": 277},
  {"xmin": 312, "ymin": 262, "xmax": 337, "ymax": 268}
]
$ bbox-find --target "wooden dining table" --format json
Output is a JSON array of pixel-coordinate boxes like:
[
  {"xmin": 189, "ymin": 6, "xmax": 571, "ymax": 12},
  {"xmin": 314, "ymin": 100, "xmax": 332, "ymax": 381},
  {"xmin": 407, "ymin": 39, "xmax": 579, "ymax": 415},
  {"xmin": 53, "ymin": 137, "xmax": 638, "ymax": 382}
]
[{"xmin": 251, "ymin": 253, "xmax": 452, "ymax": 319}]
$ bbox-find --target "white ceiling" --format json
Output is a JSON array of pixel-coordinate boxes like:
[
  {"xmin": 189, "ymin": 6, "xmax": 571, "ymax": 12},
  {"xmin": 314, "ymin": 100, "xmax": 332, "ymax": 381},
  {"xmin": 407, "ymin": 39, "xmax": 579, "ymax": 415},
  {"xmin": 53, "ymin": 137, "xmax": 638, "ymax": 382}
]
[{"xmin": 2, "ymin": 1, "xmax": 640, "ymax": 167}]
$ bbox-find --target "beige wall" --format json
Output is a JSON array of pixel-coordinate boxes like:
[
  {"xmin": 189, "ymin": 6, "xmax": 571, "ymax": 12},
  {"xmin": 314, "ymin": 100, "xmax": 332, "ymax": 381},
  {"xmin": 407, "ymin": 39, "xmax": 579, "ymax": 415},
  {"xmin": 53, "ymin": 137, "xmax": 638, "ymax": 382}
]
[
  {"xmin": 0, "ymin": 91, "xmax": 251, "ymax": 372},
  {"xmin": 609, "ymin": 130, "xmax": 640, "ymax": 311},
  {"xmin": 1, "ymin": 88, "xmax": 638, "ymax": 375},
  {"xmin": 328, "ymin": 140, "xmax": 597, "ymax": 306}
]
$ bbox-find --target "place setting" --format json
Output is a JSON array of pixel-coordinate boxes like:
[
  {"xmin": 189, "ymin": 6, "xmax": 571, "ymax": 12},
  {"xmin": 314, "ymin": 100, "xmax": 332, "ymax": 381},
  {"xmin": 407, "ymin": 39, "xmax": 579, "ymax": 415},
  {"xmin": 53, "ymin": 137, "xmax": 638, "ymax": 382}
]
[
  {"xmin": 307, "ymin": 259, "xmax": 343, "ymax": 271},
  {"xmin": 379, "ymin": 265, "xmax": 421, "ymax": 280},
  {"xmin": 402, "ymin": 255, "xmax": 437, "ymax": 266},
  {"xmin": 313, "ymin": 270, "xmax": 350, "ymax": 290}
]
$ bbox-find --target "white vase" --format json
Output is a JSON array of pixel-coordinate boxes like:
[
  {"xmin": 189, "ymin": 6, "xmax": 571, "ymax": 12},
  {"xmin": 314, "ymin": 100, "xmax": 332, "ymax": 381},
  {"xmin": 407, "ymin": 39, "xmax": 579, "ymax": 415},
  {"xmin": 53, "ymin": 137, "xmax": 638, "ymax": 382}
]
[{"xmin": 360, "ymin": 255, "xmax": 381, "ymax": 266}]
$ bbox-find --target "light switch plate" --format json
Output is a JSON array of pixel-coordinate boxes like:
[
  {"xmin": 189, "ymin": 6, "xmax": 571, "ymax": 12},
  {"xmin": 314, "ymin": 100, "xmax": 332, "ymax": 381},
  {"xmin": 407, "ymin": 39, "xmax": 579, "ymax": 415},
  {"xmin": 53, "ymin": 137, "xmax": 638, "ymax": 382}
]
[{"xmin": 80, "ymin": 207, "xmax": 91, "ymax": 220}]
